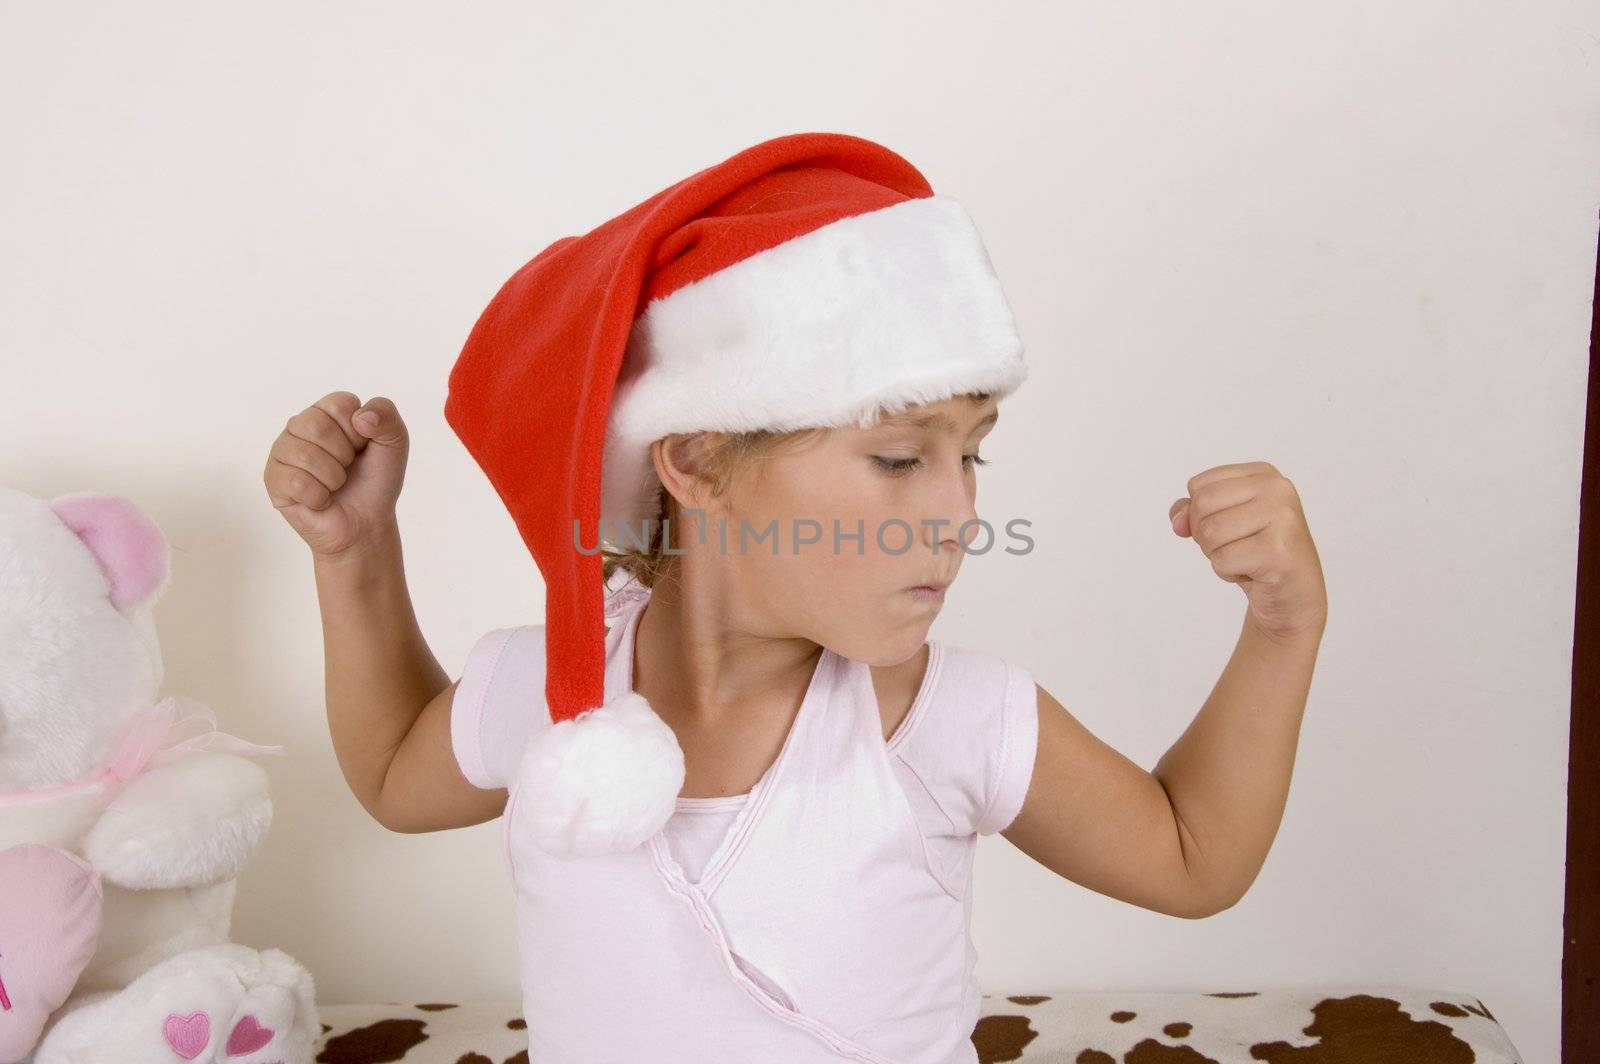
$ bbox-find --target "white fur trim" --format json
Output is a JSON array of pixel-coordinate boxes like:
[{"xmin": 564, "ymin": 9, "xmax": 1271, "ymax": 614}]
[
  {"xmin": 516, "ymin": 690, "xmax": 685, "ymax": 857},
  {"xmin": 601, "ymin": 194, "xmax": 1028, "ymax": 542}
]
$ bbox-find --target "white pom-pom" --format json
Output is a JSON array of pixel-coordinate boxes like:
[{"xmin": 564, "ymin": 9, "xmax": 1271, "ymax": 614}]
[{"xmin": 516, "ymin": 690, "xmax": 685, "ymax": 857}]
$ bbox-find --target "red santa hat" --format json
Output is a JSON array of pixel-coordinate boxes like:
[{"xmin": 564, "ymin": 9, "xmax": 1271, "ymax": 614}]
[{"xmin": 444, "ymin": 130, "xmax": 1027, "ymax": 857}]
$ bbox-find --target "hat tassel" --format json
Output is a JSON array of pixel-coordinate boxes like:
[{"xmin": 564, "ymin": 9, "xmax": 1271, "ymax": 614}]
[{"xmin": 516, "ymin": 690, "xmax": 685, "ymax": 857}]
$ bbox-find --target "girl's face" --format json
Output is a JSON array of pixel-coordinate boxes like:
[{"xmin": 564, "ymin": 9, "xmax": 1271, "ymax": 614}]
[{"xmin": 705, "ymin": 394, "xmax": 1000, "ymax": 667}]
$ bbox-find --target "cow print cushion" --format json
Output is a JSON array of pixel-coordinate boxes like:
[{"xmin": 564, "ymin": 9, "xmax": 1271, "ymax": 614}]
[{"xmin": 312, "ymin": 987, "xmax": 1524, "ymax": 1062}]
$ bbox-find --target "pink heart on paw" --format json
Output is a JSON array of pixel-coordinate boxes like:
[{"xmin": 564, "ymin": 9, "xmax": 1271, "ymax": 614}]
[
  {"xmin": 162, "ymin": 1010, "xmax": 210, "ymax": 1059},
  {"xmin": 226, "ymin": 1014, "xmax": 275, "ymax": 1055}
]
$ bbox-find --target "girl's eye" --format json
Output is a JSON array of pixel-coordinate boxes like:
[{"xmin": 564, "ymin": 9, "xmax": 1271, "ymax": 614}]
[
  {"xmin": 873, "ymin": 456, "xmax": 920, "ymax": 476},
  {"xmin": 871, "ymin": 454, "xmax": 989, "ymax": 477}
]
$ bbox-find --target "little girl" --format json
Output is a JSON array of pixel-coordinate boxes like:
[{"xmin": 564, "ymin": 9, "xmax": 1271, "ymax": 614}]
[{"xmin": 264, "ymin": 132, "xmax": 1327, "ymax": 1063}]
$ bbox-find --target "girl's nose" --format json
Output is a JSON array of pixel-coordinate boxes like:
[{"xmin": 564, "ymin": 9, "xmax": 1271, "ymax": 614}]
[{"xmin": 920, "ymin": 470, "xmax": 980, "ymax": 554}]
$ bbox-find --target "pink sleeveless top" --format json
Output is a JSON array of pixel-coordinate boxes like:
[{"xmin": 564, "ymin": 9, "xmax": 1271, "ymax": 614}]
[{"xmin": 451, "ymin": 591, "xmax": 1039, "ymax": 1062}]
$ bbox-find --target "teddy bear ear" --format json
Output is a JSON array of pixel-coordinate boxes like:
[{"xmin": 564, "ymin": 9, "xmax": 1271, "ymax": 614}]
[{"xmin": 47, "ymin": 492, "xmax": 171, "ymax": 613}]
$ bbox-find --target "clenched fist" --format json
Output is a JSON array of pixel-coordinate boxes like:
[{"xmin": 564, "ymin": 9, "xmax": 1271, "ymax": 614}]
[
  {"xmin": 1169, "ymin": 460, "xmax": 1327, "ymax": 643},
  {"xmin": 263, "ymin": 391, "xmax": 410, "ymax": 559}
]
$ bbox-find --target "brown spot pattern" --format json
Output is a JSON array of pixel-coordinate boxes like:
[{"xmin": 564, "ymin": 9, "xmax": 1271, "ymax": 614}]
[
  {"xmin": 1250, "ymin": 994, "xmax": 1476, "ymax": 1062},
  {"xmin": 1436, "ymin": 998, "xmax": 1498, "ymax": 1022},
  {"xmin": 316, "ymin": 1017, "xmax": 430, "ymax": 1063},
  {"xmin": 1126, "ymin": 1039, "xmax": 1220, "ymax": 1062},
  {"xmin": 309, "ymin": 988, "xmax": 1519, "ymax": 1061},
  {"xmin": 971, "ymin": 1013, "xmax": 1040, "ymax": 1062}
]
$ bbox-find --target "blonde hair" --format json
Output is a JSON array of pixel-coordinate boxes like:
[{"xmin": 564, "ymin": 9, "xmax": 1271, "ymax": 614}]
[{"xmin": 601, "ymin": 392, "xmax": 995, "ymax": 596}]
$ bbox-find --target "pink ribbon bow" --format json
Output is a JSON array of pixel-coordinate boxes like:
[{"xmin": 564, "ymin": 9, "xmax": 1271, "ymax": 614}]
[{"xmin": 0, "ymin": 694, "xmax": 285, "ymax": 811}]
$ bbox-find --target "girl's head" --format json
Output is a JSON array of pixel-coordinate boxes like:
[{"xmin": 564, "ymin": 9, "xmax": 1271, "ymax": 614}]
[{"xmin": 603, "ymin": 390, "xmax": 1000, "ymax": 666}]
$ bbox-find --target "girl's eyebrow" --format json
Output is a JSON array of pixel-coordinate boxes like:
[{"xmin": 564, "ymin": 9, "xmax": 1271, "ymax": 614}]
[{"xmin": 876, "ymin": 409, "xmax": 1000, "ymax": 434}]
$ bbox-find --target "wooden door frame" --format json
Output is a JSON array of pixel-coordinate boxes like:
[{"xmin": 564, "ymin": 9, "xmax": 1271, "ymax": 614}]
[{"xmin": 1564, "ymin": 224, "xmax": 1600, "ymax": 1062}]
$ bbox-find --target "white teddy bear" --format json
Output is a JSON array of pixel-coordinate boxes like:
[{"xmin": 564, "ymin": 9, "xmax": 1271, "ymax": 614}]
[{"xmin": 0, "ymin": 486, "xmax": 318, "ymax": 1063}]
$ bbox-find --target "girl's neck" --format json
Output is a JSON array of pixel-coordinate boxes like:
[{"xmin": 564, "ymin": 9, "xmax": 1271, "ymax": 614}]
[{"xmin": 631, "ymin": 581, "xmax": 824, "ymax": 730}]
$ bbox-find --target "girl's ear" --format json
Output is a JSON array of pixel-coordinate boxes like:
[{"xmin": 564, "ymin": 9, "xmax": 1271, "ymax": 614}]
[
  {"xmin": 652, "ymin": 432, "xmax": 720, "ymax": 510},
  {"xmin": 48, "ymin": 492, "xmax": 171, "ymax": 614}
]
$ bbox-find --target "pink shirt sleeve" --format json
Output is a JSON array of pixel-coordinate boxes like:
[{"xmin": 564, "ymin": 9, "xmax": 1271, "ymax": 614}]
[
  {"xmin": 888, "ymin": 643, "xmax": 1040, "ymax": 837},
  {"xmin": 450, "ymin": 625, "xmax": 549, "ymax": 791}
]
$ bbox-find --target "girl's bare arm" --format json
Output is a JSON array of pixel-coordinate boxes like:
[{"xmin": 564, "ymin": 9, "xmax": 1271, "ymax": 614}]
[
  {"xmin": 313, "ymin": 523, "xmax": 507, "ymax": 832},
  {"xmin": 1002, "ymin": 611, "xmax": 1322, "ymax": 918},
  {"xmin": 265, "ymin": 391, "xmax": 505, "ymax": 835},
  {"xmin": 1002, "ymin": 461, "xmax": 1326, "ymax": 917}
]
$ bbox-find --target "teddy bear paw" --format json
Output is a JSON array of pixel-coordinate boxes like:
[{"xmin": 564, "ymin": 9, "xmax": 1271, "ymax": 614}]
[
  {"xmin": 31, "ymin": 943, "xmax": 316, "ymax": 1064},
  {"xmin": 207, "ymin": 980, "xmax": 298, "ymax": 1064}
]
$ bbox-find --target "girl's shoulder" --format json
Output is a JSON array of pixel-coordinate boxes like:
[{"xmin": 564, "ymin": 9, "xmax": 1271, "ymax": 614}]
[
  {"xmin": 451, "ymin": 624, "xmax": 547, "ymax": 790},
  {"xmin": 451, "ymin": 623, "xmax": 1042, "ymax": 841},
  {"xmin": 452, "ymin": 614, "xmax": 631, "ymax": 789},
  {"xmin": 885, "ymin": 638, "xmax": 1039, "ymax": 838}
]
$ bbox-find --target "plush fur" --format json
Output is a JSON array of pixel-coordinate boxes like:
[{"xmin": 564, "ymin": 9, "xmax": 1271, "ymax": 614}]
[
  {"xmin": 512, "ymin": 689, "xmax": 686, "ymax": 857},
  {"xmin": 601, "ymin": 194, "xmax": 1029, "ymax": 541},
  {"xmin": 81, "ymin": 751, "xmax": 273, "ymax": 891},
  {"xmin": 0, "ymin": 485, "xmax": 318, "ymax": 1063},
  {"xmin": 0, "ymin": 489, "xmax": 168, "ymax": 791},
  {"xmin": 31, "ymin": 943, "xmax": 317, "ymax": 1064}
]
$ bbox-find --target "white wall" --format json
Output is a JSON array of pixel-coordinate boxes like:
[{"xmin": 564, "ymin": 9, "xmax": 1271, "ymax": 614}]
[{"xmin": 4, "ymin": 2, "xmax": 1596, "ymax": 1060}]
